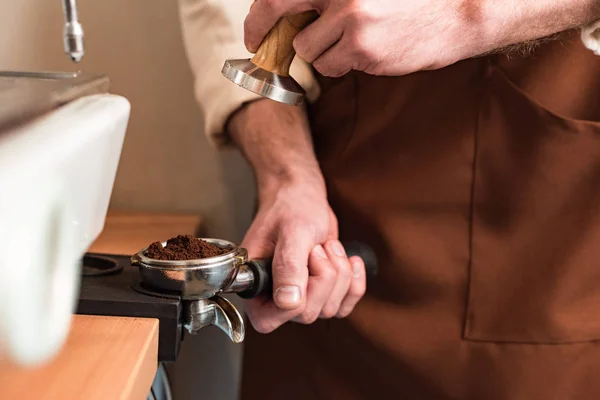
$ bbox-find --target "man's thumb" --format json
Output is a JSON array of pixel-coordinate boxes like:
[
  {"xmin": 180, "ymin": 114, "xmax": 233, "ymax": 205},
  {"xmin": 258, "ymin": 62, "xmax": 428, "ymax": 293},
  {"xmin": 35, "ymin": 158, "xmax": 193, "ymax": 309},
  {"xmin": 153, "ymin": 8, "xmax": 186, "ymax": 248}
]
[{"xmin": 271, "ymin": 233, "xmax": 311, "ymax": 310}]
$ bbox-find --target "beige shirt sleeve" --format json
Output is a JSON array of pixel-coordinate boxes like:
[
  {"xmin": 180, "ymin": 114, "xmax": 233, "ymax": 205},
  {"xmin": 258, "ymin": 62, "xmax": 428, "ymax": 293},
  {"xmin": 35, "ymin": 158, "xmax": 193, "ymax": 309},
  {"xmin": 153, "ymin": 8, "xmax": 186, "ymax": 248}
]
[{"xmin": 178, "ymin": 0, "xmax": 320, "ymax": 147}]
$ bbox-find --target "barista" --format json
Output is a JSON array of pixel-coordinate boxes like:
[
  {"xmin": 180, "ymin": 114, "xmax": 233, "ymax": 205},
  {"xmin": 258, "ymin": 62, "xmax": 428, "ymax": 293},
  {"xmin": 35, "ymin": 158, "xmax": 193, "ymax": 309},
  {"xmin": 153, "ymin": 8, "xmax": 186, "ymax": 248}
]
[{"xmin": 180, "ymin": 0, "xmax": 600, "ymax": 398}]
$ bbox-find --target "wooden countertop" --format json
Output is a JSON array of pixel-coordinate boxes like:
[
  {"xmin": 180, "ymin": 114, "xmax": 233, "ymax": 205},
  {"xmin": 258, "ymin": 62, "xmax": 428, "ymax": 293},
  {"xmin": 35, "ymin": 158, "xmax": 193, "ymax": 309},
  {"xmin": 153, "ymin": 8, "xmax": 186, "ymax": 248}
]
[
  {"xmin": 0, "ymin": 315, "xmax": 158, "ymax": 400},
  {"xmin": 0, "ymin": 210, "xmax": 204, "ymax": 399},
  {"xmin": 89, "ymin": 209, "xmax": 204, "ymax": 255}
]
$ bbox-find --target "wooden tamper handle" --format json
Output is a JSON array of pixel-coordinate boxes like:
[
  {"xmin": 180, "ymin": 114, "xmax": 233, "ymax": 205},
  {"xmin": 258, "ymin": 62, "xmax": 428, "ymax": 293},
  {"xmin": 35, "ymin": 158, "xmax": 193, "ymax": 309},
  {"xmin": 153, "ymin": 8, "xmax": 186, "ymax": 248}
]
[{"xmin": 250, "ymin": 11, "xmax": 319, "ymax": 76}]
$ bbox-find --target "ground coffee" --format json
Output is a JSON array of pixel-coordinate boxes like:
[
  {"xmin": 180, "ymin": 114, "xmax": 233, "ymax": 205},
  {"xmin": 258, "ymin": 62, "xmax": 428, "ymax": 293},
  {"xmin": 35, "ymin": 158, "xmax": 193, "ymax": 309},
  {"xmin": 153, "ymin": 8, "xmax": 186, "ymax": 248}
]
[{"xmin": 145, "ymin": 234, "xmax": 230, "ymax": 260}]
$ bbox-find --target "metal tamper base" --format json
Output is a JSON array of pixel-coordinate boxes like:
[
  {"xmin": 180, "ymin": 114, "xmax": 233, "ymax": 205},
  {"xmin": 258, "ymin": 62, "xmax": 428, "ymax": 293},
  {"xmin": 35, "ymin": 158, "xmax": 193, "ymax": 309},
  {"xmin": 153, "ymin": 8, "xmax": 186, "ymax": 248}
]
[
  {"xmin": 220, "ymin": 12, "xmax": 319, "ymax": 107},
  {"xmin": 222, "ymin": 59, "xmax": 306, "ymax": 106}
]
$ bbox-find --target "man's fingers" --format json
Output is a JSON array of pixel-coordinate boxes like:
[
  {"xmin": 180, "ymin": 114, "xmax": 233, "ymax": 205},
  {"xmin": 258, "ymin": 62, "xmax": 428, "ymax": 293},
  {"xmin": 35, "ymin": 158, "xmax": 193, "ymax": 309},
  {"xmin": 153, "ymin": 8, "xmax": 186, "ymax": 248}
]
[
  {"xmin": 245, "ymin": 297, "xmax": 295, "ymax": 334},
  {"xmin": 292, "ymin": 245, "xmax": 336, "ymax": 324},
  {"xmin": 293, "ymin": 8, "xmax": 343, "ymax": 63},
  {"xmin": 240, "ymin": 236, "xmax": 275, "ymax": 261},
  {"xmin": 271, "ymin": 229, "xmax": 312, "ymax": 310},
  {"xmin": 336, "ymin": 256, "xmax": 367, "ymax": 318},
  {"xmin": 239, "ymin": 211, "xmax": 278, "ymax": 260},
  {"xmin": 312, "ymin": 36, "xmax": 355, "ymax": 77},
  {"xmin": 244, "ymin": 0, "xmax": 314, "ymax": 53},
  {"xmin": 319, "ymin": 240, "xmax": 352, "ymax": 318},
  {"xmin": 248, "ymin": 244, "xmax": 335, "ymax": 332}
]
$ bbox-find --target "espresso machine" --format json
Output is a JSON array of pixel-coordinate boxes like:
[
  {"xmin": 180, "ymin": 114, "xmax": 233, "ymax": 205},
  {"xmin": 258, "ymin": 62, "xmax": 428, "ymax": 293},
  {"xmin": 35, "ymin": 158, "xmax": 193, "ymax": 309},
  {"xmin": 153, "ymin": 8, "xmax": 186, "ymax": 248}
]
[{"xmin": 0, "ymin": 0, "xmax": 132, "ymax": 367}]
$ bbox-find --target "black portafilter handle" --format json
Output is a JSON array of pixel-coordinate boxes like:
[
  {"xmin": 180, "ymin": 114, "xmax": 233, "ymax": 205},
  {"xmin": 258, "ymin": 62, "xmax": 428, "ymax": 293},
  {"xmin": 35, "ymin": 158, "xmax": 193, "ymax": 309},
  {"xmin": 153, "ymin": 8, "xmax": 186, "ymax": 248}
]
[{"xmin": 237, "ymin": 241, "xmax": 378, "ymax": 299}]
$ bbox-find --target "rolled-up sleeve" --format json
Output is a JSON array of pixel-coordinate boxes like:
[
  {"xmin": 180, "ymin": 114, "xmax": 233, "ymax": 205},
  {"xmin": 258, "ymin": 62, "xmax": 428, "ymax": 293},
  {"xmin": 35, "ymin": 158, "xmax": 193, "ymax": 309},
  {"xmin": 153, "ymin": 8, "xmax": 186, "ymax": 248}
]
[{"xmin": 178, "ymin": 0, "xmax": 319, "ymax": 147}]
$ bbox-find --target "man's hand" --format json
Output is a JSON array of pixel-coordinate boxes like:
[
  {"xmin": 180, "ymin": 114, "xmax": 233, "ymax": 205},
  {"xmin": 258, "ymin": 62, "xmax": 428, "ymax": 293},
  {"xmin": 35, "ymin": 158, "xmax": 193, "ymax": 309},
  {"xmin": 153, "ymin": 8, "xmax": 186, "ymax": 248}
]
[
  {"xmin": 241, "ymin": 179, "xmax": 366, "ymax": 333},
  {"xmin": 227, "ymin": 99, "xmax": 366, "ymax": 333},
  {"xmin": 244, "ymin": 0, "xmax": 600, "ymax": 77}
]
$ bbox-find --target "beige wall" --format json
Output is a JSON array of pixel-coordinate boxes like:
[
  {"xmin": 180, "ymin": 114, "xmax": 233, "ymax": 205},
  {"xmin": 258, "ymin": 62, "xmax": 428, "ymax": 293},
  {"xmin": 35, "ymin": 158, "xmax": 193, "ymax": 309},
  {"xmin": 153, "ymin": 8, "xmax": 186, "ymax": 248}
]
[{"xmin": 0, "ymin": 1, "xmax": 254, "ymax": 399}]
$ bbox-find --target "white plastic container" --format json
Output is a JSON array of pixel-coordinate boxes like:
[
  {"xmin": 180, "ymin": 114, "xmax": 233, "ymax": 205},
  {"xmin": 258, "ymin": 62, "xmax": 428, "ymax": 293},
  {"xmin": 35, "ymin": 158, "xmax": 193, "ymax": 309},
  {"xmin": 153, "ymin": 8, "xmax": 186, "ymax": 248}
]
[{"xmin": 0, "ymin": 94, "xmax": 130, "ymax": 366}]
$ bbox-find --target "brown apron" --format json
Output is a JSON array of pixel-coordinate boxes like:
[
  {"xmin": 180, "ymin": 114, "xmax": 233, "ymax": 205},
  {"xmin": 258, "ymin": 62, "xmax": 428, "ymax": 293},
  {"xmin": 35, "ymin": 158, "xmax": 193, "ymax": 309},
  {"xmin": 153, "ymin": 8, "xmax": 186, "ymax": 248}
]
[{"xmin": 241, "ymin": 31, "xmax": 600, "ymax": 399}]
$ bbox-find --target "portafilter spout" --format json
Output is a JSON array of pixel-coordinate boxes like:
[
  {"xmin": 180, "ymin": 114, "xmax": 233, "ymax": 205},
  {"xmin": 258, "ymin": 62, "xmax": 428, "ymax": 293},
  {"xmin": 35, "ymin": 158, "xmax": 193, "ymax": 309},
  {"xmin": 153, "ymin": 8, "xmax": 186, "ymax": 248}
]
[
  {"xmin": 184, "ymin": 297, "xmax": 245, "ymax": 343},
  {"xmin": 62, "ymin": 0, "xmax": 84, "ymax": 63}
]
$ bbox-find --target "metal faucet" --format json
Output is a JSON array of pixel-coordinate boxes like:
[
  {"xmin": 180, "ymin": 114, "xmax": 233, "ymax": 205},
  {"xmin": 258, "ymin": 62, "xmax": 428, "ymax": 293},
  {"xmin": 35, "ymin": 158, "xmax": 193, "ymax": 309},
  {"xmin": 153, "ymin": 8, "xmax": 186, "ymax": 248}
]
[{"xmin": 62, "ymin": 0, "xmax": 84, "ymax": 63}]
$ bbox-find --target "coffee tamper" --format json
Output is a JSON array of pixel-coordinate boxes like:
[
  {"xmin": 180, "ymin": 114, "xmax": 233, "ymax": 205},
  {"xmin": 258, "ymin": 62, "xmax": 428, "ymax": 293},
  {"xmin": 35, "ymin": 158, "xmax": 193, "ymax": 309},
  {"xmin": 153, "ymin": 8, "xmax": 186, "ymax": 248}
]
[
  {"xmin": 131, "ymin": 238, "xmax": 378, "ymax": 343},
  {"xmin": 221, "ymin": 11, "xmax": 318, "ymax": 106}
]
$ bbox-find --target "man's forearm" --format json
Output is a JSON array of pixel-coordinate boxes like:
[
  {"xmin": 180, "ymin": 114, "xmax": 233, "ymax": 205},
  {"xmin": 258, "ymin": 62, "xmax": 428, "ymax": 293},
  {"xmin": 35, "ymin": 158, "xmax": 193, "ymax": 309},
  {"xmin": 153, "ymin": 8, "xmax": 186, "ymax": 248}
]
[
  {"xmin": 227, "ymin": 100, "xmax": 326, "ymax": 200},
  {"xmin": 479, "ymin": 0, "xmax": 600, "ymax": 54}
]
